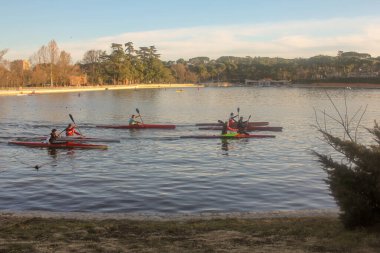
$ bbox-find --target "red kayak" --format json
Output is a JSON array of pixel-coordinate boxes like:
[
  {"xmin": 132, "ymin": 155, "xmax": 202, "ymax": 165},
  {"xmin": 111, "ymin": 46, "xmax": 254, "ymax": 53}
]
[
  {"xmin": 96, "ymin": 124, "xmax": 176, "ymax": 129},
  {"xmin": 15, "ymin": 136, "xmax": 120, "ymax": 143},
  {"xmin": 180, "ymin": 134, "xmax": 275, "ymax": 139},
  {"xmin": 8, "ymin": 141, "xmax": 108, "ymax": 149},
  {"xmin": 198, "ymin": 126, "xmax": 283, "ymax": 132},
  {"xmin": 195, "ymin": 122, "xmax": 269, "ymax": 127}
]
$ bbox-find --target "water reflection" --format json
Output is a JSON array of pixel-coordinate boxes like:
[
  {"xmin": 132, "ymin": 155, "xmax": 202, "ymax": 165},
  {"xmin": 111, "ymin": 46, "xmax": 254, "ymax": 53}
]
[
  {"xmin": 221, "ymin": 139, "xmax": 229, "ymax": 155},
  {"xmin": 47, "ymin": 148, "xmax": 58, "ymax": 158}
]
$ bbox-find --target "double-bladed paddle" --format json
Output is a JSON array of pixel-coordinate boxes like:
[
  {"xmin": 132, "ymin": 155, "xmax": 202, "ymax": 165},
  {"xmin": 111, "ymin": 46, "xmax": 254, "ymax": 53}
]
[
  {"xmin": 69, "ymin": 113, "xmax": 83, "ymax": 136},
  {"xmin": 135, "ymin": 108, "xmax": 144, "ymax": 124}
]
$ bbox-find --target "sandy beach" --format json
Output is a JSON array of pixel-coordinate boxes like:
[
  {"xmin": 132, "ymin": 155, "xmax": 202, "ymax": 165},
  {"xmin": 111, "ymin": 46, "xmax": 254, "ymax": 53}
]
[{"xmin": 0, "ymin": 83, "xmax": 202, "ymax": 96}]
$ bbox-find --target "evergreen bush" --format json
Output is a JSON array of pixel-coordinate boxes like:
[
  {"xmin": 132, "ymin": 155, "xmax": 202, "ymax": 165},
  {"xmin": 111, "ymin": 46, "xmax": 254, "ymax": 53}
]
[
  {"xmin": 314, "ymin": 92, "xmax": 380, "ymax": 228},
  {"xmin": 314, "ymin": 122, "xmax": 380, "ymax": 228}
]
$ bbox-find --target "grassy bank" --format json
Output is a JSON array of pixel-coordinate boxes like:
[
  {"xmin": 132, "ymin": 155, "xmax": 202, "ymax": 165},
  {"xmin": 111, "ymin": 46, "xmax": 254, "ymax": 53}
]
[{"xmin": 1, "ymin": 215, "xmax": 379, "ymax": 253}]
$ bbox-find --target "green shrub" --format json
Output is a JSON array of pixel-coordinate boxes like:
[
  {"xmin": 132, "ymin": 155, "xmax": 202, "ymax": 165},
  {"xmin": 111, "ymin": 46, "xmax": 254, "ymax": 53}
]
[{"xmin": 314, "ymin": 123, "xmax": 380, "ymax": 228}]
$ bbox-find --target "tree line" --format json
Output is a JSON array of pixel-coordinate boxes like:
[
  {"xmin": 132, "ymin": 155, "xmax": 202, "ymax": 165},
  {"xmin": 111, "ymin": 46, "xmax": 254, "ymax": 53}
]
[{"xmin": 1, "ymin": 40, "xmax": 380, "ymax": 88}]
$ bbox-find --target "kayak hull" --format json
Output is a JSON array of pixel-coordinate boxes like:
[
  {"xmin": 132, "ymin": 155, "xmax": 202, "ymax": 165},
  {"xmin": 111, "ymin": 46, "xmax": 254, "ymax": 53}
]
[
  {"xmin": 96, "ymin": 124, "xmax": 176, "ymax": 129},
  {"xmin": 15, "ymin": 136, "xmax": 120, "ymax": 143},
  {"xmin": 8, "ymin": 141, "xmax": 108, "ymax": 149},
  {"xmin": 198, "ymin": 126, "xmax": 283, "ymax": 132},
  {"xmin": 180, "ymin": 134, "xmax": 275, "ymax": 139},
  {"xmin": 195, "ymin": 122, "xmax": 269, "ymax": 127}
]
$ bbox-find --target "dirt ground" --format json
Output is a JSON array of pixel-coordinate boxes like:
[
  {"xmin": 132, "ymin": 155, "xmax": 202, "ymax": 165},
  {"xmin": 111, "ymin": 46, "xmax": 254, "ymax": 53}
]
[{"xmin": 1, "ymin": 209, "xmax": 380, "ymax": 253}]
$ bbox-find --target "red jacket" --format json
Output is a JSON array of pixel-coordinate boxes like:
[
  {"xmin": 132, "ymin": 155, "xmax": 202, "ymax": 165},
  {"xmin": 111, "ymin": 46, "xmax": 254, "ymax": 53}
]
[
  {"xmin": 227, "ymin": 119, "xmax": 238, "ymax": 132},
  {"xmin": 65, "ymin": 127, "xmax": 80, "ymax": 136}
]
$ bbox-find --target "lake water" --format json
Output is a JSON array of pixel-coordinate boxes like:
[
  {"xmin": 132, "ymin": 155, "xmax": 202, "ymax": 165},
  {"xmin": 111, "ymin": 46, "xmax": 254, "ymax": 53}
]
[{"xmin": 0, "ymin": 87, "xmax": 379, "ymax": 213}]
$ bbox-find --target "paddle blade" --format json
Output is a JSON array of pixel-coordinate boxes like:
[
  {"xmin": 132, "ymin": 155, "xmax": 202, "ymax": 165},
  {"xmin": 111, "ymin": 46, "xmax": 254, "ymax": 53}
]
[
  {"xmin": 69, "ymin": 114, "xmax": 75, "ymax": 123},
  {"xmin": 136, "ymin": 108, "xmax": 140, "ymax": 114},
  {"xmin": 237, "ymin": 107, "xmax": 240, "ymax": 113}
]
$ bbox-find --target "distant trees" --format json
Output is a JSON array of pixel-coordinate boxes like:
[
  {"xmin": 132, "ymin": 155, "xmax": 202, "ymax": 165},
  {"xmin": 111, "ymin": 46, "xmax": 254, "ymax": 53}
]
[
  {"xmin": 0, "ymin": 49, "xmax": 9, "ymax": 86},
  {"xmin": 170, "ymin": 62, "xmax": 197, "ymax": 83},
  {"xmin": 80, "ymin": 42, "xmax": 175, "ymax": 85},
  {"xmin": 1, "ymin": 45, "xmax": 380, "ymax": 88},
  {"xmin": 82, "ymin": 50, "xmax": 104, "ymax": 85},
  {"xmin": 29, "ymin": 40, "xmax": 77, "ymax": 86}
]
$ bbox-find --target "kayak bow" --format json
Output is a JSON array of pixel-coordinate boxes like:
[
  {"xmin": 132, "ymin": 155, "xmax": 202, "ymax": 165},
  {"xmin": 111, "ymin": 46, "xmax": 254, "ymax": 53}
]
[
  {"xmin": 198, "ymin": 126, "xmax": 283, "ymax": 132},
  {"xmin": 180, "ymin": 134, "xmax": 275, "ymax": 139},
  {"xmin": 195, "ymin": 122, "xmax": 269, "ymax": 127},
  {"xmin": 8, "ymin": 141, "xmax": 108, "ymax": 149},
  {"xmin": 96, "ymin": 124, "xmax": 176, "ymax": 129},
  {"xmin": 15, "ymin": 136, "xmax": 120, "ymax": 143}
]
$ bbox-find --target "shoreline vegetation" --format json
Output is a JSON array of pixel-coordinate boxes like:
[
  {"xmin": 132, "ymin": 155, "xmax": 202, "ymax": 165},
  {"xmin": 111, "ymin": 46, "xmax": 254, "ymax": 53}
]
[
  {"xmin": 1, "ymin": 209, "xmax": 380, "ymax": 253},
  {"xmin": 2, "ymin": 41, "xmax": 380, "ymax": 93}
]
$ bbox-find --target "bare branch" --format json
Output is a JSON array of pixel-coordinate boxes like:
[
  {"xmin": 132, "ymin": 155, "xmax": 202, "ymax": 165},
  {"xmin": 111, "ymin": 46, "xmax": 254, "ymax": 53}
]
[{"xmin": 354, "ymin": 104, "xmax": 367, "ymax": 142}]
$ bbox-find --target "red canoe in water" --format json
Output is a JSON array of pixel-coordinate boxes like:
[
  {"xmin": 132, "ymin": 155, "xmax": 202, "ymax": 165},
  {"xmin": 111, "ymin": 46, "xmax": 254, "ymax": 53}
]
[
  {"xmin": 195, "ymin": 122, "xmax": 269, "ymax": 127},
  {"xmin": 8, "ymin": 141, "xmax": 108, "ymax": 149},
  {"xmin": 198, "ymin": 126, "xmax": 283, "ymax": 132},
  {"xmin": 180, "ymin": 134, "xmax": 275, "ymax": 139},
  {"xmin": 96, "ymin": 124, "xmax": 176, "ymax": 129}
]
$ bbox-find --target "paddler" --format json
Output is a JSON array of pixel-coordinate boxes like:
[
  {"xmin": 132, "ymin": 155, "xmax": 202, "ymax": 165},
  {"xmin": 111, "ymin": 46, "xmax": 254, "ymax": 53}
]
[
  {"xmin": 65, "ymin": 123, "xmax": 81, "ymax": 136},
  {"xmin": 48, "ymin": 129, "xmax": 60, "ymax": 144},
  {"xmin": 236, "ymin": 116, "xmax": 249, "ymax": 135},
  {"xmin": 128, "ymin": 114, "xmax": 141, "ymax": 125},
  {"xmin": 221, "ymin": 121, "xmax": 228, "ymax": 135},
  {"xmin": 227, "ymin": 112, "xmax": 238, "ymax": 132}
]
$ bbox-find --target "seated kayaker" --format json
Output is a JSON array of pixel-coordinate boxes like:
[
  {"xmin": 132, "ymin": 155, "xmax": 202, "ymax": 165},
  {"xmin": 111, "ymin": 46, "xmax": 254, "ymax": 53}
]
[
  {"xmin": 128, "ymin": 114, "xmax": 141, "ymax": 125},
  {"xmin": 236, "ymin": 117, "xmax": 249, "ymax": 135},
  {"xmin": 227, "ymin": 112, "xmax": 238, "ymax": 132},
  {"xmin": 221, "ymin": 121, "xmax": 228, "ymax": 135},
  {"xmin": 65, "ymin": 123, "xmax": 81, "ymax": 136},
  {"xmin": 48, "ymin": 129, "xmax": 60, "ymax": 144}
]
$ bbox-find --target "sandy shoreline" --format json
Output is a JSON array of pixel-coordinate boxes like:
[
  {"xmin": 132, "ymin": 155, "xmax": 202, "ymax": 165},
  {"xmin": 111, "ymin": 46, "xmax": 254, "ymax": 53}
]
[
  {"xmin": 0, "ymin": 83, "xmax": 202, "ymax": 96},
  {"xmin": 0, "ymin": 209, "xmax": 339, "ymax": 221},
  {"xmin": 2, "ymin": 83, "xmax": 380, "ymax": 96}
]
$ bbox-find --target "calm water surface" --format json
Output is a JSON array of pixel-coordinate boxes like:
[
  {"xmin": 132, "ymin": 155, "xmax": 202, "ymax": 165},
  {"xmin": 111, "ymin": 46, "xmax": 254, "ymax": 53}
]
[{"xmin": 0, "ymin": 87, "xmax": 379, "ymax": 213}]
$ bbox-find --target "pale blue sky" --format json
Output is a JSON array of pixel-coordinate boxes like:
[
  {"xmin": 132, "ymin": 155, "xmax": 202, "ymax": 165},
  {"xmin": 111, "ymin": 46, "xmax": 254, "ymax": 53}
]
[{"xmin": 1, "ymin": 0, "xmax": 380, "ymax": 61}]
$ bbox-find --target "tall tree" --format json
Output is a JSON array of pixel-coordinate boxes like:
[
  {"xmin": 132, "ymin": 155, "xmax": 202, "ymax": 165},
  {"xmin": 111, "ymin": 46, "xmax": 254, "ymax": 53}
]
[
  {"xmin": 47, "ymin": 40, "xmax": 59, "ymax": 86},
  {"xmin": 56, "ymin": 51, "xmax": 72, "ymax": 85},
  {"xmin": 82, "ymin": 49, "xmax": 104, "ymax": 84}
]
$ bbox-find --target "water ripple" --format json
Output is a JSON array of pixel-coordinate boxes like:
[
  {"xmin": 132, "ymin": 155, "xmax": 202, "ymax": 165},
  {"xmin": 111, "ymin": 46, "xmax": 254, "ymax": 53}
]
[{"xmin": 1, "ymin": 87, "xmax": 378, "ymax": 213}]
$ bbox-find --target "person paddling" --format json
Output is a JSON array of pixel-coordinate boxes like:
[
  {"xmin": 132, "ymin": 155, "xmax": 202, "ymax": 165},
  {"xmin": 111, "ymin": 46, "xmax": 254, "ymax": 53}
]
[
  {"xmin": 236, "ymin": 116, "xmax": 249, "ymax": 135},
  {"xmin": 48, "ymin": 129, "xmax": 60, "ymax": 144},
  {"xmin": 220, "ymin": 114, "xmax": 238, "ymax": 136},
  {"xmin": 128, "ymin": 114, "xmax": 141, "ymax": 125},
  {"xmin": 226, "ymin": 112, "xmax": 238, "ymax": 132},
  {"xmin": 65, "ymin": 123, "xmax": 81, "ymax": 136},
  {"xmin": 221, "ymin": 121, "xmax": 228, "ymax": 135}
]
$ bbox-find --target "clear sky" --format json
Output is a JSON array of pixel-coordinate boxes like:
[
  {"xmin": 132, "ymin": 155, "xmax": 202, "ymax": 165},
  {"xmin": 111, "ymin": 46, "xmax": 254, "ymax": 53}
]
[{"xmin": 1, "ymin": 0, "xmax": 380, "ymax": 62}]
